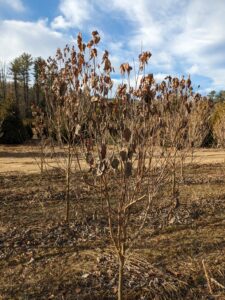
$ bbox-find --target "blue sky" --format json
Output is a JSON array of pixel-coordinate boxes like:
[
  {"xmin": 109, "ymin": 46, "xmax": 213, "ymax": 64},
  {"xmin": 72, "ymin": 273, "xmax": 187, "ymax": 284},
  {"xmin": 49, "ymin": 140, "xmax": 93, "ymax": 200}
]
[{"xmin": 0, "ymin": 0, "xmax": 224, "ymax": 94}]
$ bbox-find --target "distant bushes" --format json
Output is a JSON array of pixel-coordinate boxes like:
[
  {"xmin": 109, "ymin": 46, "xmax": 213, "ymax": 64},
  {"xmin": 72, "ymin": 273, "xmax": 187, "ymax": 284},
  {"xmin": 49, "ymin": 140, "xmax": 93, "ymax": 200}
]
[
  {"xmin": 212, "ymin": 102, "xmax": 225, "ymax": 147},
  {"xmin": 1, "ymin": 97, "xmax": 225, "ymax": 147},
  {"xmin": 0, "ymin": 100, "xmax": 32, "ymax": 144}
]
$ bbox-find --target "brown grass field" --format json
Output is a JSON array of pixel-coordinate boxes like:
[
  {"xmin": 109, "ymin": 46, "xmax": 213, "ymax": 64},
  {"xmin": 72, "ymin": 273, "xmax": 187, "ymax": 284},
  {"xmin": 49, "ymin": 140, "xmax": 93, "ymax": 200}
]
[
  {"xmin": 0, "ymin": 145, "xmax": 225, "ymax": 299},
  {"xmin": 1, "ymin": 144, "xmax": 225, "ymax": 174}
]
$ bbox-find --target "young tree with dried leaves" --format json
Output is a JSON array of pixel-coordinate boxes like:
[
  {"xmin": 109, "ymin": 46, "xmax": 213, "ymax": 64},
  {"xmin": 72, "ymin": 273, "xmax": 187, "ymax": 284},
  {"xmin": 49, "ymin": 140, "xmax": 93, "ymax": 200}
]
[
  {"xmin": 38, "ymin": 31, "xmax": 170, "ymax": 299},
  {"xmin": 74, "ymin": 38, "xmax": 170, "ymax": 299},
  {"xmin": 36, "ymin": 31, "xmax": 208, "ymax": 300}
]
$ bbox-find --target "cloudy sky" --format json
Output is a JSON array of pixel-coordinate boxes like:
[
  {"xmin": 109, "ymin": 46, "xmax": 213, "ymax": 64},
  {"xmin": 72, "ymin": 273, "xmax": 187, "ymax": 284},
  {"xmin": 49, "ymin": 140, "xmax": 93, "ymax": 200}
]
[{"xmin": 0, "ymin": 0, "xmax": 224, "ymax": 93}]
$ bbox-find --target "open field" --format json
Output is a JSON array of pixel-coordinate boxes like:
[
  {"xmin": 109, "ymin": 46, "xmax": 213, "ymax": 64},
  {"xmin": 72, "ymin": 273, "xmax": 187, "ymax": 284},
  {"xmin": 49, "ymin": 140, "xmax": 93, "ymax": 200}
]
[
  {"xmin": 1, "ymin": 144, "xmax": 225, "ymax": 174},
  {"xmin": 0, "ymin": 145, "xmax": 225, "ymax": 299}
]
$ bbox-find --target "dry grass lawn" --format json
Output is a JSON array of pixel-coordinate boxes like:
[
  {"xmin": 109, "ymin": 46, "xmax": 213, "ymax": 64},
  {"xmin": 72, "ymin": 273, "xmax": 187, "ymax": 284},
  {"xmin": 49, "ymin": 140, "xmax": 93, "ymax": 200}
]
[{"xmin": 0, "ymin": 144, "xmax": 225, "ymax": 299}]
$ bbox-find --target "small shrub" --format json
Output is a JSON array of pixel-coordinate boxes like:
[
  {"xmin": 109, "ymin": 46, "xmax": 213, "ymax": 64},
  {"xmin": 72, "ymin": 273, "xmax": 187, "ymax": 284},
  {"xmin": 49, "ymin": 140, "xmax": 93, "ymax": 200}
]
[
  {"xmin": 212, "ymin": 101, "xmax": 225, "ymax": 147},
  {"xmin": 0, "ymin": 100, "xmax": 30, "ymax": 144},
  {"xmin": 23, "ymin": 119, "xmax": 34, "ymax": 140}
]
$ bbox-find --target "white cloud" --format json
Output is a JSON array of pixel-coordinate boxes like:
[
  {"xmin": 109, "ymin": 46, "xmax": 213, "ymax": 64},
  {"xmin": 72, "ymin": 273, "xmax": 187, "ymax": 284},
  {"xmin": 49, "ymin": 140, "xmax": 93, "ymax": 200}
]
[
  {"xmin": 187, "ymin": 64, "xmax": 199, "ymax": 75},
  {"xmin": 51, "ymin": 0, "xmax": 93, "ymax": 29},
  {"xmin": 0, "ymin": 0, "xmax": 25, "ymax": 12},
  {"xmin": 51, "ymin": 16, "xmax": 71, "ymax": 30},
  {"xmin": 154, "ymin": 73, "xmax": 169, "ymax": 82},
  {"xmin": 0, "ymin": 0, "xmax": 224, "ymax": 93},
  {"xmin": 0, "ymin": 19, "xmax": 70, "ymax": 63},
  {"xmin": 104, "ymin": 0, "xmax": 225, "ymax": 91},
  {"xmin": 170, "ymin": 1, "xmax": 225, "ymax": 91}
]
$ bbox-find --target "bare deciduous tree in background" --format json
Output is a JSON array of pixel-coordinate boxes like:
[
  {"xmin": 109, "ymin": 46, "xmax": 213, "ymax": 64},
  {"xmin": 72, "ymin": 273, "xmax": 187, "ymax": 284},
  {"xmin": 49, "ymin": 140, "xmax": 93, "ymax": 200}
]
[
  {"xmin": 188, "ymin": 95, "xmax": 213, "ymax": 148},
  {"xmin": 0, "ymin": 62, "xmax": 7, "ymax": 102},
  {"xmin": 212, "ymin": 101, "xmax": 225, "ymax": 147},
  {"xmin": 158, "ymin": 76, "xmax": 192, "ymax": 205}
]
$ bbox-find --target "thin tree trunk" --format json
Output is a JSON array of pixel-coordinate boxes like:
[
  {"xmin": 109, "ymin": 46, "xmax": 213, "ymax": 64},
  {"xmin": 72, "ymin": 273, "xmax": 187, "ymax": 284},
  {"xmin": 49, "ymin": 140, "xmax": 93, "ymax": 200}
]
[
  {"xmin": 66, "ymin": 144, "xmax": 71, "ymax": 222},
  {"xmin": 172, "ymin": 159, "xmax": 176, "ymax": 197},
  {"xmin": 36, "ymin": 84, "xmax": 40, "ymax": 105},
  {"xmin": 14, "ymin": 77, "xmax": 19, "ymax": 110},
  {"xmin": 23, "ymin": 77, "xmax": 26, "ymax": 115},
  {"xmin": 180, "ymin": 156, "xmax": 184, "ymax": 183},
  {"xmin": 26, "ymin": 72, "xmax": 29, "ymax": 116},
  {"xmin": 40, "ymin": 140, "xmax": 44, "ymax": 176},
  {"xmin": 66, "ymin": 170, "xmax": 70, "ymax": 222},
  {"xmin": 24, "ymin": 78, "xmax": 28, "ymax": 117},
  {"xmin": 118, "ymin": 255, "xmax": 125, "ymax": 300}
]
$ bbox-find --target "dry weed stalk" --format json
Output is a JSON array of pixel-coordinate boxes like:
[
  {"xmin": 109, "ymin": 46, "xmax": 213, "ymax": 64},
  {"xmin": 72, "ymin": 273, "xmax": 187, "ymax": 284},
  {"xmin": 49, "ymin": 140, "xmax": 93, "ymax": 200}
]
[
  {"xmin": 202, "ymin": 259, "xmax": 213, "ymax": 295},
  {"xmin": 202, "ymin": 259, "xmax": 225, "ymax": 297}
]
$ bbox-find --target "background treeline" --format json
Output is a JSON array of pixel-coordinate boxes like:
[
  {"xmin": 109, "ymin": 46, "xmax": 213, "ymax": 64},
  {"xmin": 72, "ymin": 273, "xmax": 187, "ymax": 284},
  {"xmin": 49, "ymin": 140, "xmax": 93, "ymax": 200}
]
[
  {"xmin": 0, "ymin": 54, "xmax": 45, "ymax": 143},
  {"xmin": 0, "ymin": 52, "xmax": 224, "ymax": 145}
]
